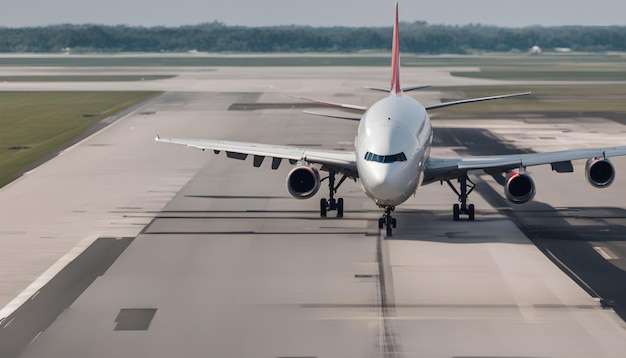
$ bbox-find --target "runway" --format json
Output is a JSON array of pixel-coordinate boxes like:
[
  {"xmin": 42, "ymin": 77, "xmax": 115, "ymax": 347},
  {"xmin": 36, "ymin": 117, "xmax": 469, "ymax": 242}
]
[{"xmin": 1, "ymin": 64, "xmax": 626, "ymax": 357}]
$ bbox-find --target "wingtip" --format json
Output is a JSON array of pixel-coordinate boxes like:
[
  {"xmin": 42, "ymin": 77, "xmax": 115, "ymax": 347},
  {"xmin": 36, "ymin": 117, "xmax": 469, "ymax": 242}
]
[{"xmin": 155, "ymin": 133, "xmax": 160, "ymax": 141}]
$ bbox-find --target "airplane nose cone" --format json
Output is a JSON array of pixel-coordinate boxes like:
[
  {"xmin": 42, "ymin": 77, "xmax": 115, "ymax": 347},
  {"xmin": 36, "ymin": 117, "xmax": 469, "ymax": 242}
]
[
  {"xmin": 368, "ymin": 167, "xmax": 390, "ymax": 188},
  {"xmin": 365, "ymin": 166, "xmax": 406, "ymax": 203}
]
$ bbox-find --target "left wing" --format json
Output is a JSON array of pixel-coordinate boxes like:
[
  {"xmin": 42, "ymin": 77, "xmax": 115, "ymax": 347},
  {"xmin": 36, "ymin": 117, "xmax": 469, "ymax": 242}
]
[
  {"xmin": 424, "ymin": 146, "xmax": 626, "ymax": 183},
  {"xmin": 155, "ymin": 135, "xmax": 358, "ymax": 178}
]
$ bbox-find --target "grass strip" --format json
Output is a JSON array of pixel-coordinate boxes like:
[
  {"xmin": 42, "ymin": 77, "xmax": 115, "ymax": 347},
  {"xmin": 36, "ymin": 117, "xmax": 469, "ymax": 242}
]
[
  {"xmin": 452, "ymin": 70, "xmax": 626, "ymax": 81},
  {"xmin": 429, "ymin": 85, "xmax": 626, "ymax": 116},
  {"xmin": 0, "ymin": 75, "xmax": 174, "ymax": 82},
  {"xmin": 0, "ymin": 91, "xmax": 160, "ymax": 188}
]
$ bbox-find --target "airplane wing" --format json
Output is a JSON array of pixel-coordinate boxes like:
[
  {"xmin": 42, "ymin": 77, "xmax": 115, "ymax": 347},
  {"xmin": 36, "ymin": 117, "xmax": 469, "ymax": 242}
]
[
  {"xmin": 424, "ymin": 146, "xmax": 626, "ymax": 183},
  {"xmin": 155, "ymin": 135, "xmax": 358, "ymax": 178}
]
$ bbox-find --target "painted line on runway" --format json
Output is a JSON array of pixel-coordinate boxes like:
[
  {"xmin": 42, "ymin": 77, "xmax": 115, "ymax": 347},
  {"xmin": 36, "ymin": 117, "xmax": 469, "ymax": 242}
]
[
  {"xmin": 544, "ymin": 248, "xmax": 602, "ymax": 300},
  {"xmin": 3, "ymin": 318, "xmax": 15, "ymax": 328},
  {"xmin": 0, "ymin": 237, "xmax": 134, "ymax": 358},
  {"xmin": 29, "ymin": 290, "xmax": 41, "ymax": 301},
  {"xmin": 29, "ymin": 331, "xmax": 42, "ymax": 345},
  {"xmin": 594, "ymin": 246, "xmax": 619, "ymax": 260},
  {"xmin": 0, "ymin": 233, "xmax": 101, "ymax": 321}
]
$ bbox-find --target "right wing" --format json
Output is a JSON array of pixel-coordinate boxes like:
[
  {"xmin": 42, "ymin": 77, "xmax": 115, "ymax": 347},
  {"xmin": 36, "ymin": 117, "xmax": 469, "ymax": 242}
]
[
  {"xmin": 424, "ymin": 146, "xmax": 626, "ymax": 183},
  {"xmin": 155, "ymin": 135, "xmax": 358, "ymax": 178}
]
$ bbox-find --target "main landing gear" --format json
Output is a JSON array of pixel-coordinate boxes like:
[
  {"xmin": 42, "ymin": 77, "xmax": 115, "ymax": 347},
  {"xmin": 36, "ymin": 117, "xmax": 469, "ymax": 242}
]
[
  {"xmin": 378, "ymin": 206, "xmax": 397, "ymax": 237},
  {"xmin": 320, "ymin": 170, "xmax": 347, "ymax": 218},
  {"xmin": 446, "ymin": 174, "xmax": 476, "ymax": 221}
]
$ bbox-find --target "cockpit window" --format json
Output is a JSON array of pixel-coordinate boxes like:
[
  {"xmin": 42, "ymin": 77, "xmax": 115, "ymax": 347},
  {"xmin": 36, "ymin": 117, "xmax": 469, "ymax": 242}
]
[{"xmin": 364, "ymin": 151, "xmax": 407, "ymax": 163}]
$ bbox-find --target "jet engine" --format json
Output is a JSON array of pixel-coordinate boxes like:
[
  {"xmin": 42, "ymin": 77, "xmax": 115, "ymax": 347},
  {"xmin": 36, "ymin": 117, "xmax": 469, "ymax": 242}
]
[
  {"xmin": 585, "ymin": 157, "xmax": 615, "ymax": 188},
  {"xmin": 504, "ymin": 170, "xmax": 536, "ymax": 204},
  {"xmin": 286, "ymin": 165, "xmax": 321, "ymax": 199}
]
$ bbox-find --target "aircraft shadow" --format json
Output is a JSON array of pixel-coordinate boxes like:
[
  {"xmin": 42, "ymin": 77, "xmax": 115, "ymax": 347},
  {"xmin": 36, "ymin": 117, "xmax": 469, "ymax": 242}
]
[
  {"xmin": 477, "ymin": 176, "xmax": 626, "ymax": 321},
  {"xmin": 427, "ymin": 126, "xmax": 626, "ymax": 320}
]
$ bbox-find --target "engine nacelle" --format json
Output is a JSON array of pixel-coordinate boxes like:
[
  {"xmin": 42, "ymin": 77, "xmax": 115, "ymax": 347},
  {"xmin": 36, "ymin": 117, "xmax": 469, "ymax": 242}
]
[
  {"xmin": 286, "ymin": 165, "xmax": 321, "ymax": 199},
  {"xmin": 585, "ymin": 157, "xmax": 615, "ymax": 188},
  {"xmin": 504, "ymin": 170, "xmax": 536, "ymax": 204}
]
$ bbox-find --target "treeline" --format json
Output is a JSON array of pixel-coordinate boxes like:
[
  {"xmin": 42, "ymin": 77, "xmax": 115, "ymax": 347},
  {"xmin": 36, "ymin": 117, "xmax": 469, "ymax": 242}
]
[{"xmin": 1, "ymin": 21, "xmax": 625, "ymax": 53}]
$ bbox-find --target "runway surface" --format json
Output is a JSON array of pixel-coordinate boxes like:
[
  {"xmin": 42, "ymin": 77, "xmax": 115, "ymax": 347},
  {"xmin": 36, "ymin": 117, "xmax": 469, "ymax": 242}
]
[{"xmin": 0, "ymin": 64, "xmax": 626, "ymax": 357}]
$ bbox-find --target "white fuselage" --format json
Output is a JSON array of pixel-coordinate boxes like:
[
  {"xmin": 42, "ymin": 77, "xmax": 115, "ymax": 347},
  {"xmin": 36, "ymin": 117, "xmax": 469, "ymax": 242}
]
[{"xmin": 355, "ymin": 94, "xmax": 433, "ymax": 207}]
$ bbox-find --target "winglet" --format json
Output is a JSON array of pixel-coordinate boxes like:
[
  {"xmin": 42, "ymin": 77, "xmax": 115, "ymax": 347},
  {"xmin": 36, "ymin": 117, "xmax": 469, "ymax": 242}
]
[
  {"xmin": 390, "ymin": 3, "xmax": 402, "ymax": 96},
  {"xmin": 155, "ymin": 133, "xmax": 161, "ymax": 141}
]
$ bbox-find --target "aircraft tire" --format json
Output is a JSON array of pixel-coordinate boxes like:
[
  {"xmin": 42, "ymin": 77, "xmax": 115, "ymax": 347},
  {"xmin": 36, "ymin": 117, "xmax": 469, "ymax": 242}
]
[
  {"xmin": 453, "ymin": 204, "xmax": 460, "ymax": 221},
  {"xmin": 320, "ymin": 198, "xmax": 328, "ymax": 217},
  {"xmin": 386, "ymin": 215, "xmax": 394, "ymax": 236},
  {"xmin": 336, "ymin": 198, "xmax": 344, "ymax": 218}
]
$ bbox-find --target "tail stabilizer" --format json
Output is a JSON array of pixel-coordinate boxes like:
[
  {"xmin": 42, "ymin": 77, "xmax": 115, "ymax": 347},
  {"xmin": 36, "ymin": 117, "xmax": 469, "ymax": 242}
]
[
  {"xmin": 424, "ymin": 92, "xmax": 531, "ymax": 110},
  {"xmin": 365, "ymin": 85, "xmax": 431, "ymax": 93},
  {"xmin": 390, "ymin": 3, "xmax": 402, "ymax": 96}
]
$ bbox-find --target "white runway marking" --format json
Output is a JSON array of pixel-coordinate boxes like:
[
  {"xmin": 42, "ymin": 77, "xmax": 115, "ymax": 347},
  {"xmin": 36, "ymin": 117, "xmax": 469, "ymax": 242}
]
[
  {"xmin": 3, "ymin": 317, "xmax": 15, "ymax": 328},
  {"xmin": 29, "ymin": 331, "xmax": 43, "ymax": 345},
  {"xmin": 593, "ymin": 246, "xmax": 619, "ymax": 260},
  {"xmin": 0, "ymin": 233, "xmax": 101, "ymax": 321}
]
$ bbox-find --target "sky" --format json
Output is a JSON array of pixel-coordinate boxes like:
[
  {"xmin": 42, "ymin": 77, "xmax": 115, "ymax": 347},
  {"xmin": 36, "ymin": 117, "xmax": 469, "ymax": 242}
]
[{"xmin": 1, "ymin": 0, "xmax": 625, "ymax": 28}]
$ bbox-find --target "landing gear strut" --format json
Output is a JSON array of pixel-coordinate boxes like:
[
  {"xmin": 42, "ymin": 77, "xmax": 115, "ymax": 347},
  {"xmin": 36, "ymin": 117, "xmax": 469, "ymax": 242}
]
[
  {"xmin": 446, "ymin": 174, "xmax": 476, "ymax": 221},
  {"xmin": 320, "ymin": 170, "xmax": 347, "ymax": 218},
  {"xmin": 378, "ymin": 206, "xmax": 397, "ymax": 237}
]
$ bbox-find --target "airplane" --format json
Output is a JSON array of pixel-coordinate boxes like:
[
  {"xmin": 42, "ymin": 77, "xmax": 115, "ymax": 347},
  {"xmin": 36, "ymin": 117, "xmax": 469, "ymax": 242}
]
[{"xmin": 156, "ymin": 3, "xmax": 626, "ymax": 236}]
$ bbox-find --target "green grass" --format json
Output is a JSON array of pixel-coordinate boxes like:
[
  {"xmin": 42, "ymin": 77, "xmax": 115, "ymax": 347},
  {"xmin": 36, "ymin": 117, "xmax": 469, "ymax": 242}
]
[
  {"xmin": 0, "ymin": 91, "xmax": 160, "ymax": 187},
  {"xmin": 450, "ymin": 57, "xmax": 626, "ymax": 81},
  {"xmin": 0, "ymin": 56, "xmax": 394, "ymax": 67},
  {"xmin": 430, "ymin": 85, "xmax": 626, "ymax": 116},
  {"xmin": 0, "ymin": 53, "xmax": 622, "ymax": 67},
  {"xmin": 0, "ymin": 75, "xmax": 174, "ymax": 82},
  {"xmin": 451, "ymin": 70, "xmax": 626, "ymax": 81}
]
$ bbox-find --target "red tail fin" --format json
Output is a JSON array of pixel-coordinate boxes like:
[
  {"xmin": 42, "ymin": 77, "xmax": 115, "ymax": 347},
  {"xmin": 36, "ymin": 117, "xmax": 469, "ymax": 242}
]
[{"xmin": 390, "ymin": 3, "xmax": 402, "ymax": 95}]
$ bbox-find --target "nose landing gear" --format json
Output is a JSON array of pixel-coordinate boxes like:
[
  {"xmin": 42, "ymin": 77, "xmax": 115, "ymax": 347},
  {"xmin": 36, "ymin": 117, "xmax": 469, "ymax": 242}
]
[{"xmin": 378, "ymin": 206, "xmax": 396, "ymax": 236}]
